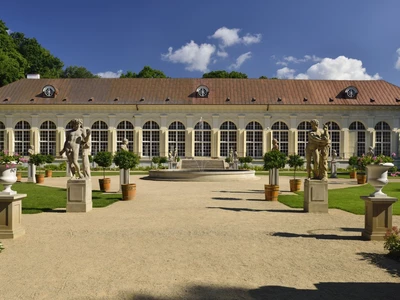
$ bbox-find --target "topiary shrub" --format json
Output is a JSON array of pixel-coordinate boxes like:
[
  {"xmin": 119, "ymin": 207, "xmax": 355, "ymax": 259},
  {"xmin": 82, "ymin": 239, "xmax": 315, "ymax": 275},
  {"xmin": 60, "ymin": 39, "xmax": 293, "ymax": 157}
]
[
  {"xmin": 93, "ymin": 151, "xmax": 113, "ymax": 179},
  {"xmin": 113, "ymin": 151, "xmax": 140, "ymax": 170}
]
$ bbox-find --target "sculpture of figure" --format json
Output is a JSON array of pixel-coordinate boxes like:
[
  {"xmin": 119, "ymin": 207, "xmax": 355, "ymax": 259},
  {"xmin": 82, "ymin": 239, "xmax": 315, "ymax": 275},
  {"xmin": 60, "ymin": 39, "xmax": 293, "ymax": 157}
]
[
  {"xmin": 81, "ymin": 128, "xmax": 91, "ymax": 178},
  {"xmin": 272, "ymin": 138, "xmax": 279, "ymax": 150},
  {"xmin": 305, "ymin": 119, "xmax": 331, "ymax": 180},
  {"xmin": 168, "ymin": 150, "xmax": 172, "ymax": 162},
  {"xmin": 332, "ymin": 149, "xmax": 337, "ymax": 162},
  {"xmin": 60, "ymin": 119, "xmax": 90, "ymax": 179},
  {"xmin": 229, "ymin": 148, "xmax": 233, "ymax": 163},
  {"xmin": 367, "ymin": 146, "xmax": 374, "ymax": 157},
  {"xmin": 173, "ymin": 147, "xmax": 178, "ymax": 162},
  {"xmin": 121, "ymin": 138, "xmax": 129, "ymax": 151},
  {"xmin": 28, "ymin": 145, "xmax": 35, "ymax": 155},
  {"xmin": 233, "ymin": 150, "xmax": 238, "ymax": 162}
]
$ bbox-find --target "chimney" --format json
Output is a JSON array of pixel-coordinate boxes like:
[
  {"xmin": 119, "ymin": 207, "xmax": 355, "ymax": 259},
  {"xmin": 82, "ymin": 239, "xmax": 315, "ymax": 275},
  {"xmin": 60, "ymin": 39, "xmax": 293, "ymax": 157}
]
[{"xmin": 27, "ymin": 74, "xmax": 40, "ymax": 79}]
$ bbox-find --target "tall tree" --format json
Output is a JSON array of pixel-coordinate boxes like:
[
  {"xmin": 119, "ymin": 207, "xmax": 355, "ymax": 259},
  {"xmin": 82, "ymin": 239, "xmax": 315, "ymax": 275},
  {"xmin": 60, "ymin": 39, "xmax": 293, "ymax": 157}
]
[
  {"xmin": 11, "ymin": 32, "xmax": 63, "ymax": 78},
  {"xmin": 61, "ymin": 66, "xmax": 98, "ymax": 78},
  {"xmin": 120, "ymin": 66, "xmax": 168, "ymax": 78},
  {"xmin": 202, "ymin": 70, "xmax": 248, "ymax": 78},
  {"xmin": 0, "ymin": 20, "xmax": 27, "ymax": 86}
]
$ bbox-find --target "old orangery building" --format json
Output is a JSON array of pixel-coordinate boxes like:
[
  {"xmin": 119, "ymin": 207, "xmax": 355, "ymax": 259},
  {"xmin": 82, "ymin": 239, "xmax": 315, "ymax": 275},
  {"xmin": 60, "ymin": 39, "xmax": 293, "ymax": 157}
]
[{"xmin": 0, "ymin": 77, "xmax": 400, "ymax": 161}]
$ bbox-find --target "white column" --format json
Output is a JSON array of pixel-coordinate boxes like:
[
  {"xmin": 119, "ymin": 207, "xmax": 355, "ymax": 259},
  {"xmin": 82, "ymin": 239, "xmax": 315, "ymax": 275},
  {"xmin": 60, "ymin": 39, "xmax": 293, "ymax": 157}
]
[
  {"xmin": 133, "ymin": 114, "xmax": 142, "ymax": 156},
  {"xmin": 186, "ymin": 114, "xmax": 194, "ymax": 158},
  {"xmin": 211, "ymin": 114, "xmax": 219, "ymax": 158},
  {"xmin": 238, "ymin": 114, "xmax": 245, "ymax": 157},
  {"xmin": 160, "ymin": 114, "xmax": 168, "ymax": 157}
]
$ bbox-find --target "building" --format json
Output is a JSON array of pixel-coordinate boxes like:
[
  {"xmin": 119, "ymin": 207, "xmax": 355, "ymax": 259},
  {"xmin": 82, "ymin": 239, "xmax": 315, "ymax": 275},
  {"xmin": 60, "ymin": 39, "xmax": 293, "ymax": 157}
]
[{"xmin": 0, "ymin": 77, "xmax": 399, "ymax": 162}]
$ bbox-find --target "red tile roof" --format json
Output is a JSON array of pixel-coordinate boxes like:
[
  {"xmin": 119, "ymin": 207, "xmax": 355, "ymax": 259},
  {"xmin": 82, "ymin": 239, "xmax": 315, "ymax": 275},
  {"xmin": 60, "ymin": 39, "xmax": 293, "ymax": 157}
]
[{"xmin": 1, "ymin": 78, "xmax": 400, "ymax": 106}]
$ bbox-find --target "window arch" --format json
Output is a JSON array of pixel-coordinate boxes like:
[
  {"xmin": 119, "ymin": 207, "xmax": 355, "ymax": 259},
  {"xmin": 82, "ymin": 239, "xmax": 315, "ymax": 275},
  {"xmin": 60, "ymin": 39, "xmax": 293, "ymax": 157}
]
[
  {"xmin": 0, "ymin": 121, "xmax": 5, "ymax": 152},
  {"xmin": 325, "ymin": 122, "xmax": 341, "ymax": 157},
  {"xmin": 91, "ymin": 121, "xmax": 109, "ymax": 155},
  {"xmin": 349, "ymin": 121, "xmax": 366, "ymax": 156},
  {"xmin": 143, "ymin": 121, "xmax": 160, "ymax": 157},
  {"xmin": 168, "ymin": 121, "xmax": 185, "ymax": 157},
  {"xmin": 297, "ymin": 121, "xmax": 312, "ymax": 157},
  {"xmin": 117, "ymin": 121, "xmax": 134, "ymax": 152},
  {"xmin": 220, "ymin": 121, "xmax": 237, "ymax": 157},
  {"xmin": 40, "ymin": 120, "xmax": 57, "ymax": 155},
  {"xmin": 14, "ymin": 121, "xmax": 31, "ymax": 155},
  {"xmin": 272, "ymin": 121, "xmax": 289, "ymax": 155},
  {"xmin": 246, "ymin": 121, "xmax": 263, "ymax": 158},
  {"xmin": 194, "ymin": 120, "xmax": 211, "ymax": 157},
  {"xmin": 375, "ymin": 121, "xmax": 391, "ymax": 156}
]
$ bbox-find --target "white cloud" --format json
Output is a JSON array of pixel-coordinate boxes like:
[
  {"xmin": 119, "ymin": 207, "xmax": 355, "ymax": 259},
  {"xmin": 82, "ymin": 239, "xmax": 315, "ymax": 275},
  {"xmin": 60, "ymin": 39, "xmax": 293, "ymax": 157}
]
[
  {"xmin": 296, "ymin": 56, "xmax": 381, "ymax": 80},
  {"xmin": 217, "ymin": 50, "xmax": 228, "ymax": 58},
  {"xmin": 162, "ymin": 41, "xmax": 216, "ymax": 72},
  {"xmin": 229, "ymin": 52, "xmax": 252, "ymax": 69},
  {"xmin": 97, "ymin": 70, "xmax": 123, "ymax": 78},
  {"xmin": 395, "ymin": 48, "xmax": 400, "ymax": 70},
  {"xmin": 6, "ymin": 29, "xmax": 12, "ymax": 35},
  {"xmin": 275, "ymin": 54, "xmax": 321, "ymax": 66},
  {"xmin": 210, "ymin": 27, "xmax": 261, "ymax": 48},
  {"xmin": 276, "ymin": 67, "xmax": 296, "ymax": 79}
]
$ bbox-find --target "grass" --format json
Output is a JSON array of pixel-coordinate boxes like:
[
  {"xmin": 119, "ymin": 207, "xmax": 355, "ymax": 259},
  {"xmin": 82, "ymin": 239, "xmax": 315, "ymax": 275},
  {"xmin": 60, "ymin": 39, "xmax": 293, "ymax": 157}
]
[
  {"xmin": 12, "ymin": 183, "xmax": 120, "ymax": 214},
  {"xmin": 279, "ymin": 183, "xmax": 400, "ymax": 215}
]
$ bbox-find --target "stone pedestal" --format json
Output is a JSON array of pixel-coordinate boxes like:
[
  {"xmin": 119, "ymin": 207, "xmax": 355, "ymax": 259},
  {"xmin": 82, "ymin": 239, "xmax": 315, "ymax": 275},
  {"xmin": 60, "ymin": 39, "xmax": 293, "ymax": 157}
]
[
  {"xmin": 67, "ymin": 179, "xmax": 92, "ymax": 212},
  {"xmin": 330, "ymin": 161, "xmax": 337, "ymax": 178},
  {"xmin": 269, "ymin": 168, "xmax": 279, "ymax": 186},
  {"xmin": 28, "ymin": 164, "xmax": 36, "ymax": 183},
  {"xmin": 304, "ymin": 179, "xmax": 328, "ymax": 213},
  {"xmin": 361, "ymin": 196, "xmax": 398, "ymax": 241},
  {"xmin": 0, "ymin": 194, "xmax": 26, "ymax": 239}
]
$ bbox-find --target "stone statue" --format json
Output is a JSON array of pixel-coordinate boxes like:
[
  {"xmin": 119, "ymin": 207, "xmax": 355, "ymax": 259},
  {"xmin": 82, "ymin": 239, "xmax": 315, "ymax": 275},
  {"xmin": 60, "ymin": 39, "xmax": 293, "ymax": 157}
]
[
  {"xmin": 305, "ymin": 119, "xmax": 331, "ymax": 180},
  {"xmin": 60, "ymin": 119, "xmax": 90, "ymax": 179},
  {"xmin": 367, "ymin": 146, "xmax": 374, "ymax": 157},
  {"xmin": 168, "ymin": 150, "xmax": 172, "ymax": 162},
  {"xmin": 233, "ymin": 150, "xmax": 238, "ymax": 162},
  {"xmin": 229, "ymin": 148, "xmax": 233, "ymax": 163},
  {"xmin": 28, "ymin": 145, "xmax": 35, "ymax": 155},
  {"xmin": 272, "ymin": 138, "xmax": 279, "ymax": 150},
  {"xmin": 121, "ymin": 138, "xmax": 129, "ymax": 151},
  {"xmin": 81, "ymin": 129, "xmax": 91, "ymax": 178},
  {"xmin": 172, "ymin": 147, "xmax": 178, "ymax": 162},
  {"xmin": 332, "ymin": 149, "xmax": 337, "ymax": 161}
]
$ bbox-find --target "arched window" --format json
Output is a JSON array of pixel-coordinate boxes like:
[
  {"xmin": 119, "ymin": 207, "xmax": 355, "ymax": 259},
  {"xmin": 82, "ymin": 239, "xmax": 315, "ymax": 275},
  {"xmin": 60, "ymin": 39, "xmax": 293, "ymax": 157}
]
[
  {"xmin": 375, "ymin": 121, "xmax": 391, "ymax": 156},
  {"xmin": 220, "ymin": 121, "xmax": 237, "ymax": 157},
  {"xmin": 349, "ymin": 121, "xmax": 366, "ymax": 156},
  {"xmin": 0, "ymin": 121, "xmax": 5, "ymax": 152},
  {"xmin": 246, "ymin": 121, "xmax": 263, "ymax": 158},
  {"xmin": 297, "ymin": 121, "xmax": 311, "ymax": 157},
  {"xmin": 91, "ymin": 121, "xmax": 109, "ymax": 155},
  {"xmin": 272, "ymin": 121, "xmax": 289, "ymax": 155},
  {"xmin": 117, "ymin": 121, "xmax": 134, "ymax": 152},
  {"xmin": 143, "ymin": 121, "xmax": 160, "ymax": 157},
  {"xmin": 14, "ymin": 121, "xmax": 31, "ymax": 155},
  {"xmin": 40, "ymin": 121, "xmax": 57, "ymax": 155},
  {"xmin": 325, "ymin": 122, "xmax": 341, "ymax": 157},
  {"xmin": 194, "ymin": 120, "xmax": 211, "ymax": 157},
  {"xmin": 168, "ymin": 121, "xmax": 185, "ymax": 157}
]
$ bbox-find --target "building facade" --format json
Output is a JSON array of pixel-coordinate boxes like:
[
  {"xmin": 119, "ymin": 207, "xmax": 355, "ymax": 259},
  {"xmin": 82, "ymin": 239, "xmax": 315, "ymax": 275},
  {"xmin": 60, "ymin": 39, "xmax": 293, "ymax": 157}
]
[{"xmin": 1, "ymin": 78, "xmax": 399, "ymax": 161}]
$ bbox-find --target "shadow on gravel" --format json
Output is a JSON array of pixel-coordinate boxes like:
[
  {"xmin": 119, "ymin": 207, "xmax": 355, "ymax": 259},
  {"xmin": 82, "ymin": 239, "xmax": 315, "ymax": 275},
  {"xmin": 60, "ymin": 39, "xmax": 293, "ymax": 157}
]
[
  {"xmin": 358, "ymin": 252, "xmax": 400, "ymax": 278},
  {"xmin": 126, "ymin": 282, "xmax": 400, "ymax": 299},
  {"xmin": 214, "ymin": 190, "xmax": 264, "ymax": 194},
  {"xmin": 207, "ymin": 206, "xmax": 269, "ymax": 212},
  {"xmin": 271, "ymin": 231, "xmax": 363, "ymax": 241},
  {"xmin": 212, "ymin": 197, "xmax": 243, "ymax": 201}
]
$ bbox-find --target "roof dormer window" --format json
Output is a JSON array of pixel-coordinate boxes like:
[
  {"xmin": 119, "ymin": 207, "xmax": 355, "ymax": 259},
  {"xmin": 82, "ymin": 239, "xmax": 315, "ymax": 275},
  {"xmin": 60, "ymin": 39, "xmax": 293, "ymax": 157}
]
[
  {"xmin": 42, "ymin": 85, "xmax": 56, "ymax": 98},
  {"xmin": 196, "ymin": 85, "xmax": 209, "ymax": 98},
  {"xmin": 344, "ymin": 86, "xmax": 358, "ymax": 99}
]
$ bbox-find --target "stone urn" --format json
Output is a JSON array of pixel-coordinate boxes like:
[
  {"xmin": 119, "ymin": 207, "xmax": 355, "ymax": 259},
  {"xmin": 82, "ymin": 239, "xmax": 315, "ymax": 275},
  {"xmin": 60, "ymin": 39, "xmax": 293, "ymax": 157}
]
[
  {"xmin": 366, "ymin": 163, "xmax": 394, "ymax": 197},
  {"xmin": 0, "ymin": 165, "xmax": 18, "ymax": 195}
]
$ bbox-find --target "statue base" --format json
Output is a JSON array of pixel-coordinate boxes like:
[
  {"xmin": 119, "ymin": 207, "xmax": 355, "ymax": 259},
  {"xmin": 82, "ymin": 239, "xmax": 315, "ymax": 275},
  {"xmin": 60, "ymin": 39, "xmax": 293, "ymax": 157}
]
[
  {"xmin": 0, "ymin": 194, "xmax": 26, "ymax": 239},
  {"xmin": 304, "ymin": 179, "xmax": 328, "ymax": 213},
  {"xmin": 67, "ymin": 179, "xmax": 92, "ymax": 213},
  {"xmin": 361, "ymin": 196, "xmax": 398, "ymax": 241}
]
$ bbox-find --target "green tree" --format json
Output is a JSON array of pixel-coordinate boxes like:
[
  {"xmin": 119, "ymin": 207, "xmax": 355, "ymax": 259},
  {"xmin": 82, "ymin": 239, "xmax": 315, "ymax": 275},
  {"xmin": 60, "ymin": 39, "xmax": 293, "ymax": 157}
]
[
  {"xmin": 259, "ymin": 75, "xmax": 268, "ymax": 79},
  {"xmin": 120, "ymin": 66, "xmax": 167, "ymax": 78},
  {"xmin": 0, "ymin": 20, "xmax": 27, "ymax": 86},
  {"xmin": 11, "ymin": 32, "xmax": 63, "ymax": 78},
  {"xmin": 202, "ymin": 70, "xmax": 247, "ymax": 78},
  {"xmin": 61, "ymin": 66, "xmax": 98, "ymax": 78}
]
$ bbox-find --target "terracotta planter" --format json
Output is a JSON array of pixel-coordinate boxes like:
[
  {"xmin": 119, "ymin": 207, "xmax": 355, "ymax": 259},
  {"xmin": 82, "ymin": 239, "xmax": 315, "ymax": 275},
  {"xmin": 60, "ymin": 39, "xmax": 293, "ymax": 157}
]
[
  {"xmin": 99, "ymin": 178, "xmax": 111, "ymax": 192},
  {"xmin": 265, "ymin": 184, "xmax": 279, "ymax": 201},
  {"xmin": 349, "ymin": 171, "xmax": 357, "ymax": 179},
  {"xmin": 35, "ymin": 174, "xmax": 45, "ymax": 184},
  {"xmin": 357, "ymin": 174, "xmax": 367, "ymax": 184},
  {"xmin": 121, "ymin": 183, "xmax": 136, "ymax": 200},
  {"xmin": 289, "ymin": 179, "xmax": 301, "ymax": 192},
  {"xmin": 16, "ymin": 172, "xmax": 22, "ymax": 182},
  {"xmin": 45, "ymin": 169, "xmax": 53, "ymax": 178}
]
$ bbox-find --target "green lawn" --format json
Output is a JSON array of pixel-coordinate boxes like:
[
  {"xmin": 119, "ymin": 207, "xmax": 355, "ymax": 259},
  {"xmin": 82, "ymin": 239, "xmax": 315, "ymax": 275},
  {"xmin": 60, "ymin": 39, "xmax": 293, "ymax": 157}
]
[
  {"xmin": 12, "ymin": 183, "xmax": 119, "ymax": 214},
  {"xmin": 279, "ymin": 183, "xmax": 400, "ymax": 215}
]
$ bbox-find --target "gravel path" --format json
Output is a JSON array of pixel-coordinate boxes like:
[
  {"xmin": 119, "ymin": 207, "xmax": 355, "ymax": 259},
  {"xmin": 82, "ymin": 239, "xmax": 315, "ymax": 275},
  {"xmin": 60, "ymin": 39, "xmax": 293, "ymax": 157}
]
[{"xmin": 1, "ymin": 175, "xmax": 399, "ymax": 299}]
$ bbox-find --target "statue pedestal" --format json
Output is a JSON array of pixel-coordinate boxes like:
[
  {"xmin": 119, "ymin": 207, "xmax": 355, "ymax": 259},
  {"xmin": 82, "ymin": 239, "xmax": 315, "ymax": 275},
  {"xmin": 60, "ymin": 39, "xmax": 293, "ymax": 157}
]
[
  {"xmin": 330, "ymin": 161, "xmax": 337, "ymax": 178},
  {"xmin": 67, "ymin": 179, "xmax": 92, "ymax": 213},
  {"xmin": 0, "ymin": 194, "xmax": 26, "ymax": 239},
  {"xmin": 304, "ymin": 179, "xmax": 328, "ymax": 213},
  {"xmin": 361, "ymin": 196, "xmax": 398, "ymax": 241},
  {"xmin": 28, "ymin": 164, "xmax": 36, "ymax": 183}
]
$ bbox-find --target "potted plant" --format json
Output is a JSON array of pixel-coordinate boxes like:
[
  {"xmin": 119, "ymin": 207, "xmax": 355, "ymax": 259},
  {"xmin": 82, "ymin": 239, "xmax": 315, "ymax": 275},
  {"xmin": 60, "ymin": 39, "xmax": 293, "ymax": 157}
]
[
  {"xmin": 113, "ymin": 151, "xmax": 140, "ymax": 200},
  {"xmin": 0, "ymin": 150, "xmax": 28, "ymax": 193},
  {"xmin": 263, "ymin": 149, "xmax": 287, "ymax": 200},
  {"xmin": 348, "ymin": 156, "xmax": 358, "ymax": 179},
  {"xmin": 93, "ymin": 151, "xmax": 113, "ymax": 192},
  {"xmin": 28, "ymin": 153, "xmax": 47, "ymax": 184},
  {"xmin": 44, "ymin": 155, "xmax": 55, "ymax": 177},
  {"xmin": 288, "ymin": 154, "xmax": 305, "ymax": 192}
]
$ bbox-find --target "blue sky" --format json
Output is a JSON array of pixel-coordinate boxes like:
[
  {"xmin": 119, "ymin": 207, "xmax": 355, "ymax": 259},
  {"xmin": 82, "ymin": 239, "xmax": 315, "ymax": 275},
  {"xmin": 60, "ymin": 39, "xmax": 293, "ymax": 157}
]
[{"xmin": 2, "ymin": 0, "xmax": 400, "ymax": 85}]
